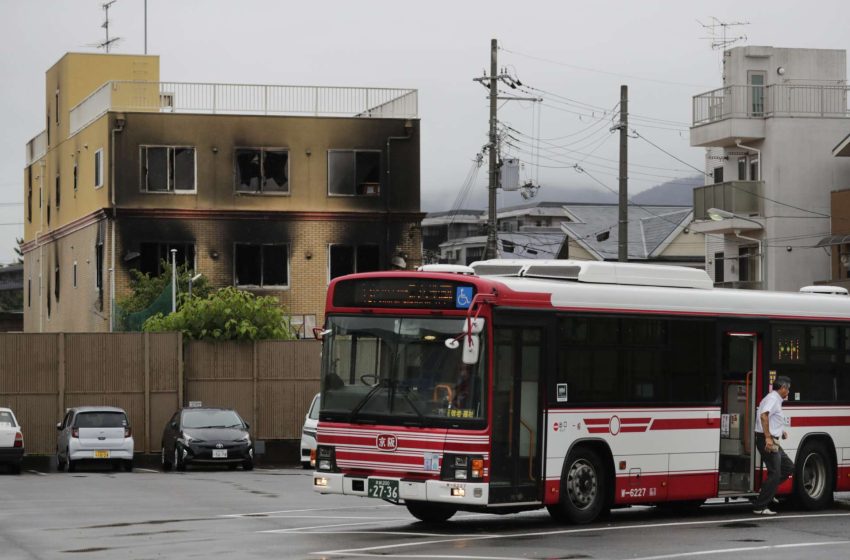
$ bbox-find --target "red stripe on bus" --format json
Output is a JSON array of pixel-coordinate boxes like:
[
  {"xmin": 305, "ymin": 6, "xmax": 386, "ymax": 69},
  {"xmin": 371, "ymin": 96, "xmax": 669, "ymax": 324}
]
[
  {"xmin": 620, "ymin": 426, "xmax": 649, "ymax": 433},
  {"xmin": 650, "ymin": 418, "xmax": 720, "ymax": 430},
  {"xmin": 620, "ymin": 418, "xmax": 652, "ymax": 424},
  {"xmin": 587, "ymin": 428, "xmax": 609, "ymax": 434},
  {"xmin": 790, "ymin": 416, "xmax": 850, "ymax": 427},
  {"xmin": 583, "ymin": 418, "xmax": 609, "ymax": 425}
]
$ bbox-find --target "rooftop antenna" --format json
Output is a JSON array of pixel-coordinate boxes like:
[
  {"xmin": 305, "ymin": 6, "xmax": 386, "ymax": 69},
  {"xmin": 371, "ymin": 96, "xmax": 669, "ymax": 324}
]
[
  {"xmin": 97, "ymin": 0, "xmax": 122, "ymax": 53},
  {"xmin": 698, "ymin": 17, "xmax": 748, "ymax": 73}
]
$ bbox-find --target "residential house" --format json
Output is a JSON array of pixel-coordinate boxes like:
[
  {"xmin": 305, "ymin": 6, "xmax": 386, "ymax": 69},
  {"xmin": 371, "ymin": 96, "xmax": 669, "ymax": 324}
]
[
  {"xmin": 22, "ymin": 53, "xmax": 421, "ymax": 332},
  {"xmin": 689, "ymin": 46, "xmax": 850, "ymax": 290}
]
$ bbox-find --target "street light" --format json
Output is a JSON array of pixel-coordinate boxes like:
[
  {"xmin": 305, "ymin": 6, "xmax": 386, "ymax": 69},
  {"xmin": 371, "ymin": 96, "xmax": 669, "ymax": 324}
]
[{"xmin": 706, "ymin": 208, "xmax": 765, "ymax": 288}]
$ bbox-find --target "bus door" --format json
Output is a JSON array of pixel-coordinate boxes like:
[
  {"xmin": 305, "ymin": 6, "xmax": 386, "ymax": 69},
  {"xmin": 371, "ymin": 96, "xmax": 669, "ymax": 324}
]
[
  {"xmin": 489, "ymin": 325, "xmax": 544, "ymax": 504},
  {"xmin": 719, "ymin": 331, "xmax": 760, "ymax": 494}
]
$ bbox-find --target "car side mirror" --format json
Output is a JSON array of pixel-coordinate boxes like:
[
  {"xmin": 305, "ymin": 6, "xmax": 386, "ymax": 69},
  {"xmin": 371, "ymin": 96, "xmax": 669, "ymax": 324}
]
[
  {"xmin": 56, "ymin": 422, "xmax": 62, "ymax": 430},
  {"xmin": 170, "ymin": 421, "xmax": 177, "ymax": 429},
  {"xmin": 244, "ymin": 422, "xmax": 250, "ymax": 430}
]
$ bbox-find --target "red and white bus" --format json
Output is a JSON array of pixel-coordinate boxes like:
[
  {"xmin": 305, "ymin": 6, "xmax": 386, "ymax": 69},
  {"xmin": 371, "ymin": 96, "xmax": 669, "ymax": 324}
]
[{"xmin": 312, "ymin": 260, "xmax": 850, "ymax": 523}]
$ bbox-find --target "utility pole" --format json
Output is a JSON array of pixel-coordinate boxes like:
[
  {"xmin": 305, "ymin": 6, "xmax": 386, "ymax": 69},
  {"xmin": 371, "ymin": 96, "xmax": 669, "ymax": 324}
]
[
  {"xmin": 485, "ymin": 38, "xmax": 499, "ymax": 260},
  {"xmin": 618, "ymin": 85, "xmax": 628, "ymax": 262}
]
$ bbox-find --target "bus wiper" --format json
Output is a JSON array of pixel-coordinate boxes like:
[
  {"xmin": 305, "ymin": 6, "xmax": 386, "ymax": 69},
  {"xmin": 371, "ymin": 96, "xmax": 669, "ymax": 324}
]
[
  {"xmin": 349, "ymin": 379, "xmax": 390, "ymax": 423},
  {"xmin": 399, "ymin": 385, "xmax": 426, "ymax": 424}
]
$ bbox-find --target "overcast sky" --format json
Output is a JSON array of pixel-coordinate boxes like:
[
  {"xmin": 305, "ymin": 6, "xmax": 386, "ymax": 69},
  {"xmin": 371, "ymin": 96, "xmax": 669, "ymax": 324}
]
[{"xmin": 1, "ymin": 0, "xmax": 848, "ymax": 263}]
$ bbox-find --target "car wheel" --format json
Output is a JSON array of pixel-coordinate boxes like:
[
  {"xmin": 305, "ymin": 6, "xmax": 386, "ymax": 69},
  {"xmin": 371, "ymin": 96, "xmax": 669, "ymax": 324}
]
[
  {"xmin": 243, "ymin": 460, "xmax": 254, "ymax": 471},
  {"xmin": 123, "ymin": 460, "xmax": 134, "ymax": 472},
  {"xmin": 301, "ymin": 461, "xmax": 311, "ymax": 469},
  {"xmin": 11, "ymin": 462, "xmax": 22, "ymax": 475},
  {"xmin": 161, "ymin": 447, "xmax": 173, "ymax": 472},
  {"xmin": 174, "ymin": 446, "xmax": 186, "ymax": 472},
  {"xmin": 405, "ymin": 501, "xmax": 456, "ymax": 523},
  {"xmin": 795, "ymin": 440, "xmax": 834, "ymax": 510},
  {"xmin": 68, "ymin": 460, "xmax": 77, "ymax": 473},
  {"xmin": 548, "ymin": 446, "xmax": 609, "ymax": 524}
]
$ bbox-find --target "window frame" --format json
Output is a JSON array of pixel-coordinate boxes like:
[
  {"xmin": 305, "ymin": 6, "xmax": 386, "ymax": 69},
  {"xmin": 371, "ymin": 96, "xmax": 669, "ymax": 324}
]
[
  {"xmin": 94, "ymin": 148, "xmax": 103, "ymax": 189},
  {"xmin": 327, "ymin": 149, "xmax": 382, "ymax": 197},
  {"xmin": 233, "ymin": 147, "xmax": 291, "ymax": 195},
  {"xmin": 233, "ymin": 242, "xmax": 290, "ymax": 289},
  {"xmin": 139, "ymin": 145, "xmax": 197, "ymax": 194},
  {"xmin": 327, "ymin": 243, "xmax": 381, "ymax": 282}
]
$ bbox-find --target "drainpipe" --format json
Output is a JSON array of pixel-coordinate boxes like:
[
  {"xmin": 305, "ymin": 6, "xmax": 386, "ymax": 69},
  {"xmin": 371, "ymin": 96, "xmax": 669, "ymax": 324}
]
[
  {"xmin": 385, "ymin": 120, "xmax": 414, "ymax": 267},
  {"xmin": 109, "ymin": 116, "xmax": 125, "ymax": 331}
]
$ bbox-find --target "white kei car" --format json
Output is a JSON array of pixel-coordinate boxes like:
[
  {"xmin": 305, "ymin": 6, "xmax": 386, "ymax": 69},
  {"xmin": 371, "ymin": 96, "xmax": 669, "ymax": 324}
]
[
  {"xmin": 0, "ymin": 407, "xmax": 24, "ymax": 474},
  {"xmin": 300, "ymin": 393, "xmax": 320, "ymax": 468},
  {"xmin": 56, "ymin": 406, "xmax": 135, "ymax": 472}
]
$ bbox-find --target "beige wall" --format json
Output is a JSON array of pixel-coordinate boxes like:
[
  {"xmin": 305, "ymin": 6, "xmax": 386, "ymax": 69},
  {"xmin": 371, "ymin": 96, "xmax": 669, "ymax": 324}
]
[
  {"xmin": 566, "ymin": 241, "xmax": 596, "ymax": 260},
  {"xmin": 658, "ymin": 229, "xmax": 705, "ymax": 258}
]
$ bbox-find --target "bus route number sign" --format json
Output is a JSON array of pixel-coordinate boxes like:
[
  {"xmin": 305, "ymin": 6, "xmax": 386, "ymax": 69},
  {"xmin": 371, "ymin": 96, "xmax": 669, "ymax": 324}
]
[{"xmin": 368, "ymin": 478, "xmax": 400, "ymax": 503}]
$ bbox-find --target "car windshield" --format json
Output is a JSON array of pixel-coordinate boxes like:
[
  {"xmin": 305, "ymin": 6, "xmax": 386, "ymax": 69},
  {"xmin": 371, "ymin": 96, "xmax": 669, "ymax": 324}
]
[
  {"xmin": 308, "ymin": 395, "xmax": 321, "ymax": 420},
  {"xmin": 183, "ymin": 409, "xmax": 244, "ymax": 429},
  {"xmin": 0, "ymin": 411, "xmax": 16, "ymax": 427},
  {"xmin": 320, "ymin": 316, "xmax": 486, "ymax": 425},
  {"xmin": 74, "ymin": 411, "xmax": 127, "ymax": 428}
]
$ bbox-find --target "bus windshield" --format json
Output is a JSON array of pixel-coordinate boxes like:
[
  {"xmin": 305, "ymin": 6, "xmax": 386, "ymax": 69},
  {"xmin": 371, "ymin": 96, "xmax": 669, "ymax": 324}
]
[{"xmin": 320, "ymin": 316, "xmax": 486, "ymax": 426}]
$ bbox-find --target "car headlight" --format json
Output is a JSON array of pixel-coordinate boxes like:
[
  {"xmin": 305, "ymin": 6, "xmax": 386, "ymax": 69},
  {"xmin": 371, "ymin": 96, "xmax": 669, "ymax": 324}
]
[
  {"xmin": 179, "ymin": 433, "xmax": 202, "ymax": 444},
  {"xmin": 235, "ymin": 434, "xmax": 251, "ymax": 444}
]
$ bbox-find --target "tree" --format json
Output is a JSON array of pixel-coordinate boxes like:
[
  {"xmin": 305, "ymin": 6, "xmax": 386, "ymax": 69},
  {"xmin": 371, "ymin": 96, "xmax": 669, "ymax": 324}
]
[
  {"xmin": 117, "ymin": 261, "xmax": 212, "ymax": 313},
  {"xmin": 14, "ymin": 238, "xmax": 23, "ymax": 264},
  {"xmin": 143, "ymin": 286, "xmax": 295, "ymax": 341}
]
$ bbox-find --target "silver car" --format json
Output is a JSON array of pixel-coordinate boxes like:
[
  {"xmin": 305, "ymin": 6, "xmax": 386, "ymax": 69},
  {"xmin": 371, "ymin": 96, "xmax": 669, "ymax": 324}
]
[
  {"xmin": 56, "ymin": 406, "xmax": 134, "ymax": 472},
  {"xmin": 300, "ymin": 393, "xmax": 320, "ymax": 468}
]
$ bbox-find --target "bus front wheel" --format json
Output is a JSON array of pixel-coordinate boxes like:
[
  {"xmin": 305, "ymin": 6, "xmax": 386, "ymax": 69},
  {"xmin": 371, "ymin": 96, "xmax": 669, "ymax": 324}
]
[
  {"xmin": 548, "ymin": 447, "xmax": 609, "ymax": 524},
  {"xmin": 405, "ymin": 501, "xmax": 457, "ymax": 523}
]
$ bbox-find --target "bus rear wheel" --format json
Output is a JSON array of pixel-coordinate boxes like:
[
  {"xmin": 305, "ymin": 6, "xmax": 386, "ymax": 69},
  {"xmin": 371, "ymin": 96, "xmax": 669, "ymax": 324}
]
[
  {"xmin": 794, "ymin": 440, "xmax": 834, "ymax": 510},
  {"xmin": 548, "ymin": 447, "xmax": 608, "ymax": 524},
  {"xmin": 405, "ymin": 501, "xmax": 457, "ymax": 523}
]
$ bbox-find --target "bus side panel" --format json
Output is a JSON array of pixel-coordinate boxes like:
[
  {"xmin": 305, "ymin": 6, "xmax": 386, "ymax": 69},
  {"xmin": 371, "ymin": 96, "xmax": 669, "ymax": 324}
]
[{"xmin": 546, "ymin": 408, "xmax": 721, "ymax": 507}]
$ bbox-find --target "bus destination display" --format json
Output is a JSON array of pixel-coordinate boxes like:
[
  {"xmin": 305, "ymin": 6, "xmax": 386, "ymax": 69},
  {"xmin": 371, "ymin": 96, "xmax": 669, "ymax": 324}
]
[{"xmin": 333, "ymin": 278, "xmax": 476, "ymax": 310}]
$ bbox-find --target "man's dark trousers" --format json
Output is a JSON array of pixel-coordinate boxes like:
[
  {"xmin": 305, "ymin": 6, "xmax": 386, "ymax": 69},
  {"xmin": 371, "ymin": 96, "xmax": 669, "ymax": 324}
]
[{"xmin": 754, "ymin": 433, "xmax": 795, "ymax": 509}]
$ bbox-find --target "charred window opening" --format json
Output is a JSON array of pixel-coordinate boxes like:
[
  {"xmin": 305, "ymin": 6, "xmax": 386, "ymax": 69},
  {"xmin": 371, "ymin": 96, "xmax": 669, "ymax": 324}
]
[
  {"xmin": 73, "ymin": 163, "xmax": 78, "ymax": 192},
  {"xmin": 46, "ymin": 275, "xmax": 51, "ymax": 318},
  {"xmin": 27, "ymin": 167, "xmax": 32, "ymax": 223},
  {"xmin": 27, "ymin": 277, "xmax": 31, "ymax": 307},
  {"xmin": 73, "ymin": 261, "xmax": 77, "ymax": 288},
  {"xmin": 138, "ymin": 243, "xmax": 195, "ymax": 277},
  {"xmin": 54, "ymin": 258, "xmax": 60, "ymax": 302},
  {"xmin": 94, "ymin": 149, "xmax": 103, "ymax": 188},
  {"xmin": 235, "ymin": 148, "xmax": 289, "ymax": 193},
  {"xmin": 141, "ymin": 146, "xmax": 196, "ymax": 192},
  {"xmin": 329, "ymin": 244, "xmax": 380, "ymax": 280},
  {"xmin": 328, "ymin": 150, "xmax": 381, "ymax": 196},
  {"xmin": 234, "ymin": 243, "xmax": 289, "ymax": 287},
  {"xmin": 55, "ymin": 173, "xmax": 60, "ymax": 209}
]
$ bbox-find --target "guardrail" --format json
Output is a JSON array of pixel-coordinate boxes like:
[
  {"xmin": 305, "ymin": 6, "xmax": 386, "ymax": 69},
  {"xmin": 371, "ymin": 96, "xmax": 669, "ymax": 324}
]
[
  {"xmin": 693, "ymin": 84, "xmax": 850, "ymax": 125},
  {"xmin": 69, "ymin": 81, "xmax": 418, "ymax": 136}
]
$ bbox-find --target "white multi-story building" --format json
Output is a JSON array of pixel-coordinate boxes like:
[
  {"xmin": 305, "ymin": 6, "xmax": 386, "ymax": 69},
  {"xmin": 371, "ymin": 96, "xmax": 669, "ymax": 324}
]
[{"xmin": 690, "ymin": 46, "xmax": 850, "ymax": 291}]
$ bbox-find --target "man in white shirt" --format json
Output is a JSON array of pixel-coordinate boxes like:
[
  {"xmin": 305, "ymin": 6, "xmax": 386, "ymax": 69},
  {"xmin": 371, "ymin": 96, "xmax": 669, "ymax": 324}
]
[{"xmin": 753, "ymin": 376, "xmax": 795, "ymax": 515}]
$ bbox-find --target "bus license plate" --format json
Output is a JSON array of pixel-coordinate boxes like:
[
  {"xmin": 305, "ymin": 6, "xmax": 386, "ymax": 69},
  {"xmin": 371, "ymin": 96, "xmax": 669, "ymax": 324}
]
[{"xmin": 368, "ymin": 478, "xmax": 400, "ymax": 502}]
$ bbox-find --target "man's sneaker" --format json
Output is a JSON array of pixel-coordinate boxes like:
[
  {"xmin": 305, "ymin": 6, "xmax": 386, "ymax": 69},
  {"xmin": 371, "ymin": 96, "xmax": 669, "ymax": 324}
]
[{"xmin": 753, "ymin": 508, "xmax": 777, "ymax": 516}]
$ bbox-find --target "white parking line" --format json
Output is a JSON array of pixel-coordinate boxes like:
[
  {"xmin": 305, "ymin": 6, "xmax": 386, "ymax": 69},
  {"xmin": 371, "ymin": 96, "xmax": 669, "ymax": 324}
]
[
  {"xmin": 26, "ymin": 470, "xmax": 46, "ymax": 476},
  {"xmin": 135, "ymin": 468, "xmax": 158, "ymax": 473},
  {"xmin": 311, "ymin": 512, "xmax": 850, "ymax": 557},
  {"xmin": 262, "ymin": 521, "xmax": 391, "ymax": 533},
  {"xmin": 629, "ymin": 541, "xmax": 849, "ymax": 560},
  {"xmin": 221, "ymin": 504, "xmax": 395, "ymax": 518}
]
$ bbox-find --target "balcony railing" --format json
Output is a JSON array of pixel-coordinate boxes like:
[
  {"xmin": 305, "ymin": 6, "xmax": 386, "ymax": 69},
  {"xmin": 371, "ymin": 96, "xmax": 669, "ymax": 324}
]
[
  {"xmin": 693, "ymin": 84, "xmax": 850, "ymax": 125},
  {"xmin": 26, "ymin": 130, "xmax": 47, "ymax": 165},
  {"xmin": 693, "ymin": 181, "xmax": 763, "ymax": 220},
  {"xmin": 69, "ymin": 81, "xmax": 418, "ymax": 136}
]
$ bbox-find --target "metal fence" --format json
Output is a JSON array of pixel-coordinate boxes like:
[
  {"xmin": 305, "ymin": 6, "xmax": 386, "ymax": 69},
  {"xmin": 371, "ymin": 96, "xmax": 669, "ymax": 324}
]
[
  {"xmin": 0, "ymin": 334, "xmax": 321, "ymax": 456},
  {"xmin": 69, "ymin": 80, "xmax": 418, "ymax": 135},
  {"xmin": 693, "ymin": 84, "xmax": 850, "ymax": 125}
]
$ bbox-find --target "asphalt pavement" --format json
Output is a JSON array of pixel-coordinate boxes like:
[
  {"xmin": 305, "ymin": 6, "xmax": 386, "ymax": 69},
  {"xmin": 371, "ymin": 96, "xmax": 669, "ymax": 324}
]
[{"xmin": 1, "ymin": 464, "xmax": 849, "ymax": 560}]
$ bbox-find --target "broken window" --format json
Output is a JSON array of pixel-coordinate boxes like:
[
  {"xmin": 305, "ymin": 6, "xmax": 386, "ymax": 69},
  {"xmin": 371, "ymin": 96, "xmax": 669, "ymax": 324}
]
[
  {"xmin": 73, "ymin": 162, "xmax": 78, "ymax": 192},
  {"xmin": 94, "ymin": 149, "xmax": 103, "ymax": 188},
  {"xmin": 329, "ymin": 244, "xmax": 380, "ymax": 280},
  {"xmin": 138, "ymin": 242, "xmax": 195, "ymax": 277},
  {"xmin": 141, "ymin": 146, "xmax": 196, "ymax": 192},
  {"xmin": 235, "ymin": 148, "xmax": 289, "ymax": 193},
  {"xmin": 328, "ymin": 150, "xmax": 381, "ymax": 196},
  {"xmin": 234, "ymin": 244, "xmax": 289, "ymax": 287},
  {"xmin": 55, "ymin": 173, "xmax": 60, "ymax": 208},
  {"xmin": 27, "ymin": 167, "xmax": 32, "ymax": 223}
]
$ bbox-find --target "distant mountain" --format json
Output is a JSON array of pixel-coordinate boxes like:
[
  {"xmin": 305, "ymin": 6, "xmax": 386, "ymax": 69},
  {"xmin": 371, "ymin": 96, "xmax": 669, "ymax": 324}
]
[{"xmin": 630, "ymin": 175, "xmax": 704, "ymax": 206}]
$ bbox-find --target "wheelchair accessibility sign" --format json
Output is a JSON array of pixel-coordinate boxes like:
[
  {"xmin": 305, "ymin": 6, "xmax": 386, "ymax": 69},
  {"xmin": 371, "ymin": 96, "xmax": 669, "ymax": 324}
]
[{"xmin": 455, "ymin": 287, "xmax": 473, "ymax": 309}]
